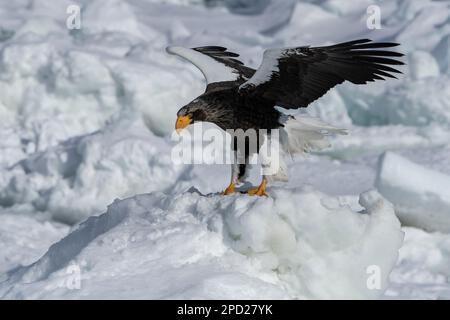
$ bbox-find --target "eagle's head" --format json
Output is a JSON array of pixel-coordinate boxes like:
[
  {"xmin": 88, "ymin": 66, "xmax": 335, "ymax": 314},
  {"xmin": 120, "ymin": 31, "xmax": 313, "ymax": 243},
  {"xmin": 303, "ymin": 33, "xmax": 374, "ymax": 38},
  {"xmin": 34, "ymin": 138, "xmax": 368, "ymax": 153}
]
[{"xmin": 175, "ymin": 97, "xmax": 208, "ymax": 133}]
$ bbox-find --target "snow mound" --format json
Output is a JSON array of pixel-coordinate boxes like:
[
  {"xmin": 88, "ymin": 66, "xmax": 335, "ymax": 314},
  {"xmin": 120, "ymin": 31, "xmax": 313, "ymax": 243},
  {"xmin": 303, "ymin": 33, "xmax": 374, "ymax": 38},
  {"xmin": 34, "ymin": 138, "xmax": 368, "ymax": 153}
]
[
  {"xmin": 0, "ymin": 189, "xmax": 403, "ymax": 299},
  {"xmin": 376, "ymin": 152, "xmax": 450, "ymax": 233},
  {"xmin": 387, "ymin": 227, "xmax": 450, "ymax": 299}
]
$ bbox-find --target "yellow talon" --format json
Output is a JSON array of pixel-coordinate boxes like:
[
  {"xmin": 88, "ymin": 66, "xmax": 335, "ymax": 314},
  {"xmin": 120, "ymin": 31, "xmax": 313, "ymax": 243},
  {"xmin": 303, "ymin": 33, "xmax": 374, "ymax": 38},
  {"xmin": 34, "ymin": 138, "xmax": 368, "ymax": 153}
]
[
  {"xmin": 247, "ymin": 179, "xmax": 268, "ymax": 197},
  {"xmin": 222, "ymin": 182, "xmax": 235, "ymax": 195}
]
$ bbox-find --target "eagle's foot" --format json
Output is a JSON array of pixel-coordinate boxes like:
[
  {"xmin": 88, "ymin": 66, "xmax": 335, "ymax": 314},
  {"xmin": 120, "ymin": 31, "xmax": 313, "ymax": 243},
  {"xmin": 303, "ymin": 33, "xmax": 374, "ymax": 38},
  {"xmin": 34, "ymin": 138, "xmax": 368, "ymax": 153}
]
[
  {"xmin": 222, "ymin": 182, "xmax": 235, "ymax": 195},
  {"xmin": 247, "ymin": 179, "xmax": 268, "ymax": 197}
]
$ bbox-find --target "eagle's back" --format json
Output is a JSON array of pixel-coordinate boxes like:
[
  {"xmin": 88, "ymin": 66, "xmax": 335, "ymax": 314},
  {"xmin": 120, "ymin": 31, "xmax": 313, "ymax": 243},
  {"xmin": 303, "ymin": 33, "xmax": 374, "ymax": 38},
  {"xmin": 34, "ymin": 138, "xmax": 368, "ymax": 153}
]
[{"xmin": 203, "ymin": 88, "xmax": 281, "ymax": 131}]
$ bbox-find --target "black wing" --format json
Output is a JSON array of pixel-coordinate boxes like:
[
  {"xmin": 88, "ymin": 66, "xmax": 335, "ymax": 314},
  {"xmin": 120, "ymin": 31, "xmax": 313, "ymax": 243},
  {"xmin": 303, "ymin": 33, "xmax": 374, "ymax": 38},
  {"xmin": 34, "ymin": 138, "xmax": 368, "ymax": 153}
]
[
  {"xmin": 239, "ymin": 39, "xmax": 405, "ymax": 109},
  {"xmin": 193, "ymin": 46, "xmax": 256, "ymax": 80}
]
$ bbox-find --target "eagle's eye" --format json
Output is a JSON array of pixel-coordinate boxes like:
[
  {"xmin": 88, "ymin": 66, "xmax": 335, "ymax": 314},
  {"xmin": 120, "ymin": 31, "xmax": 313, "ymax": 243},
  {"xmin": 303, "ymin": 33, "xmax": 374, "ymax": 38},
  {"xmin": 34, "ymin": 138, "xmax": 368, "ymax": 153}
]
[{"xmin": 177, "ymin": 108, "xmax": 188, "ymax": 117}]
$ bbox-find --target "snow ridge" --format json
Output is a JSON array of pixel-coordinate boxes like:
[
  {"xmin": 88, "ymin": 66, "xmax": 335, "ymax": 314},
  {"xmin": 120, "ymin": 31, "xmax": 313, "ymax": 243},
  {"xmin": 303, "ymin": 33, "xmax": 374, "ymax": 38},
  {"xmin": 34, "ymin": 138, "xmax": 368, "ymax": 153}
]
[{"xmin": 1, "ymin": 189, "xmax": 403, "ymax": 299}]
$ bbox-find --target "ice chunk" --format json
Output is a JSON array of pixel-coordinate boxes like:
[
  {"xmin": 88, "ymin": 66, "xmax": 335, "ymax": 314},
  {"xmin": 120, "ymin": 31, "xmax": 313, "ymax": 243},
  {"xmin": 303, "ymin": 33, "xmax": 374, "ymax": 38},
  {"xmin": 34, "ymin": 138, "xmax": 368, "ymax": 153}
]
[
  {"xmin": 376, "ymin": 152, "xmax": 450, "ymax": 233},
  {"xmin": 433, "ymin": 34, "xmax": 450, "ymax": 74},
  {"xmin": 408, "ymin": 51, "xmax": 440, "ymax": 80},
  {"xmin": 341, "ymin": 75, "xmax": 450, "ymax": 127},
  {"xmin": 386, "ymin": 227, "xmax": 450, "ymax": 299},
  {"xmin": 0, "ymin": 189, "xmax": 403, "ymax": 299},
  {"xmin": 306, "ymin": 90, "xmax": 353, "ymax": 127}
]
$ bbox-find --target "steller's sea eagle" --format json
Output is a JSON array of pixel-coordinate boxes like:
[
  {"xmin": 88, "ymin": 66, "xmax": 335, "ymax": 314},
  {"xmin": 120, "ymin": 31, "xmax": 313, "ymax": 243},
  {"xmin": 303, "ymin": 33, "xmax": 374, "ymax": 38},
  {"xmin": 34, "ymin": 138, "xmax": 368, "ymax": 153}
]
[{"xmin": 167, "ymin": 39, "xmax": 404, "ymax": 196}]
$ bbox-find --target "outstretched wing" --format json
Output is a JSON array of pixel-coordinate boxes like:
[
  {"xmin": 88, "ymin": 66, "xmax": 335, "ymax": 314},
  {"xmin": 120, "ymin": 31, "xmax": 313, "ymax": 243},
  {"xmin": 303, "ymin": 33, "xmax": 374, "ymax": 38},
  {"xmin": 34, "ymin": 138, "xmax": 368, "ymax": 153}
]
[
  {"xmin": 239, "ymin": 39, "xmax": 404, "ymax": 109},
  {"xmin": 166, "ymin": 46, "xmax": 255, "ymax": 92}
]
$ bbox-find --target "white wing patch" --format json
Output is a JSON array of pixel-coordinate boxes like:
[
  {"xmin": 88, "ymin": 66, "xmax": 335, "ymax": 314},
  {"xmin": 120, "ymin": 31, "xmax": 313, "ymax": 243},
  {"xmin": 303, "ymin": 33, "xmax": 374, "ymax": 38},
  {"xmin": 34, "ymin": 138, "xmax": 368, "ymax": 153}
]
[
  {"xmin": 240, "ymin": 48, "xmax": 283, "ymax": 89},
  {"xmin": 166, "ymin": 46, "xmax": 239, "ymax": 84},
  {"xmin": 240, "ymin": 47, "xmax": 307, "ymax": 89}
]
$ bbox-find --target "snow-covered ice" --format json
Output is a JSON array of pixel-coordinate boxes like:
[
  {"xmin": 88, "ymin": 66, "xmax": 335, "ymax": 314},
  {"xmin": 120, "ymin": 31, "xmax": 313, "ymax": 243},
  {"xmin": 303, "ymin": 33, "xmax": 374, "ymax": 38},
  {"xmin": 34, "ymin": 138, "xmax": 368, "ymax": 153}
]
[
  {"xmin": 1, "ymin": 0, "xmax": 450, "ymax": 299},
  {"xmin": 0, "ymin": 214, "xmax": 68, "ymax": 276},
  {"xmin": 0, "ymin": 189, "xmax": 403, "ymax": 299},
  {"xmin": 376, "ymin": 152, "xmax": 450, "ymax": 233},
  {"xmin": 387, "ymin": 227, "xmax": 450, "ymax": 299},
  {"xmin": 0, "ymin": 115, "xmax": 185, "ymax": 224}
]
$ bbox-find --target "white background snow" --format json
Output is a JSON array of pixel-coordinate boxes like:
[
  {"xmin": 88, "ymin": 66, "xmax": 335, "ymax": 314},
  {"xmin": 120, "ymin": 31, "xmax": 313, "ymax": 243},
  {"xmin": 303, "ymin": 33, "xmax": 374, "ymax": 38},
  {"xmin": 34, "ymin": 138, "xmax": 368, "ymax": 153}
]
[{"xmin": 1, "ymin": 0, "xmax": 450, "ymax": 299}]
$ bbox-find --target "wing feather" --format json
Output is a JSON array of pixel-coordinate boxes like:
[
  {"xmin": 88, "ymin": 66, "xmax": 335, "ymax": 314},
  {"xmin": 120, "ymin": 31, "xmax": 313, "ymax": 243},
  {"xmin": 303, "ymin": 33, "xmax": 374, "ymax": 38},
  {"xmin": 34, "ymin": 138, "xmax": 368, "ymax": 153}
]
[
  {"xmin": 239, "ymin": 39, "xmax": 405, "ymax": 109},
  {"xmin": 166, "ymin": 46, "xmax": 255, "ymax": 92}
]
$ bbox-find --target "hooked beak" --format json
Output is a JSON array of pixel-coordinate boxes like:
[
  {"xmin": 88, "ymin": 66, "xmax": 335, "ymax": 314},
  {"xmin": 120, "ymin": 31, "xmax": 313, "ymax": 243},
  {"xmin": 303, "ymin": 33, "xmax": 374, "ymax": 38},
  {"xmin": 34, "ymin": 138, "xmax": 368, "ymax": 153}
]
[{"xmin": 175, "ymin": 115, "xmax": 192, "ymax": 134}]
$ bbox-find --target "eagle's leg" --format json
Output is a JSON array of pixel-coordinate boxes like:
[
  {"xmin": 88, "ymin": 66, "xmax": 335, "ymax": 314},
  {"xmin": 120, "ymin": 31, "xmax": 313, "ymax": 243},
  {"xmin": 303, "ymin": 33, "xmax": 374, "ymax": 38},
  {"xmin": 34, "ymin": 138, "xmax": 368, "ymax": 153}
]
[
  {"xmin": 222, "ymin": 159, "xmax": 239, "ymax": 195},
  {"xmin": 247, "ymin": 177, "xmax": 268, "ymax": 197},
  {"xmin": 223, "ymin": 182, "xmax": 235, "ymax": 195}
]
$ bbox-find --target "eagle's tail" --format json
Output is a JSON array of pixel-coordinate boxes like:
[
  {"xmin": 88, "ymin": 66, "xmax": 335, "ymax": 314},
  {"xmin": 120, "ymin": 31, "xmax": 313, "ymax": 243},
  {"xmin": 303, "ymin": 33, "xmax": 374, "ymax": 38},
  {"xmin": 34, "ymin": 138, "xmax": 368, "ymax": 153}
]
[
  {"xmin": 280, "ymin": 115, "xmax": 348, "ymax": 156},
  {"xmin": 260, "ymin": 115, "xmax": 347, "ymax": 182}
]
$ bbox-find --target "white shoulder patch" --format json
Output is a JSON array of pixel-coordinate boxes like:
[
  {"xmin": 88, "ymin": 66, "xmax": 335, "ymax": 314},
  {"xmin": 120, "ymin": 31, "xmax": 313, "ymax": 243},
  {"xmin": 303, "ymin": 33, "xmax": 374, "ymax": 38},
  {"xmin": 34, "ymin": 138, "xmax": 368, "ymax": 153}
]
[
  {"xmin": 240, "ymin": 48, "xmax": 284, "ymax": 89},
  {"xmin": 240, "ymin": 47, "xmax": 308, "ymax": 89},
  {"xmin": 166, "ymin": 46, "xmax": 239, "ymax": 84}
]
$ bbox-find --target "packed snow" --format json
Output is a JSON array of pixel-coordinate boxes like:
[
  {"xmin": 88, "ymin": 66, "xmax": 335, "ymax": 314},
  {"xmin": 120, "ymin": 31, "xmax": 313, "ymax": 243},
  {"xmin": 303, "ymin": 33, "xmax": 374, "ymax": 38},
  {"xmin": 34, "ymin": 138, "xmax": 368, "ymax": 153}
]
[
  {"xmin": 0, "ymin": 189, "xmax": 403, "ymax": 299},
  {"xmin": 1, "ymin": 0, "xmax": 450, "ymax": 299}
]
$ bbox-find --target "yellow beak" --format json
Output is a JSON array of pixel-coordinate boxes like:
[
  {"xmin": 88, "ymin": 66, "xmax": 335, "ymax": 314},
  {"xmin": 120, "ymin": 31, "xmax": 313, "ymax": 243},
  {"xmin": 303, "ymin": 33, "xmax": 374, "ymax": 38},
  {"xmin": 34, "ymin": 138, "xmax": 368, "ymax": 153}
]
[{"xmin": 175, "ymin": 115, "xmax": 192, "ymax": 134}]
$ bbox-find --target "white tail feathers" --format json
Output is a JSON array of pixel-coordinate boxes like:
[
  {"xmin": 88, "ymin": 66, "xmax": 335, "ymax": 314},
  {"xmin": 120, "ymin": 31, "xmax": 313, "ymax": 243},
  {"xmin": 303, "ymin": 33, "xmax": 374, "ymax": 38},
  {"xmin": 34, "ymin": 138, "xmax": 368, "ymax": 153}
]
[
  {"xmin": 259, "ymin": 115, "xmax": 347, "ymax": 182},
  {"xmin": 280, "ymin": 115, "xmax": 348, "ymax": 156},
  {"xmin": 262, "ymin": 115, "xmax": 347, "ymax": 182}
]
